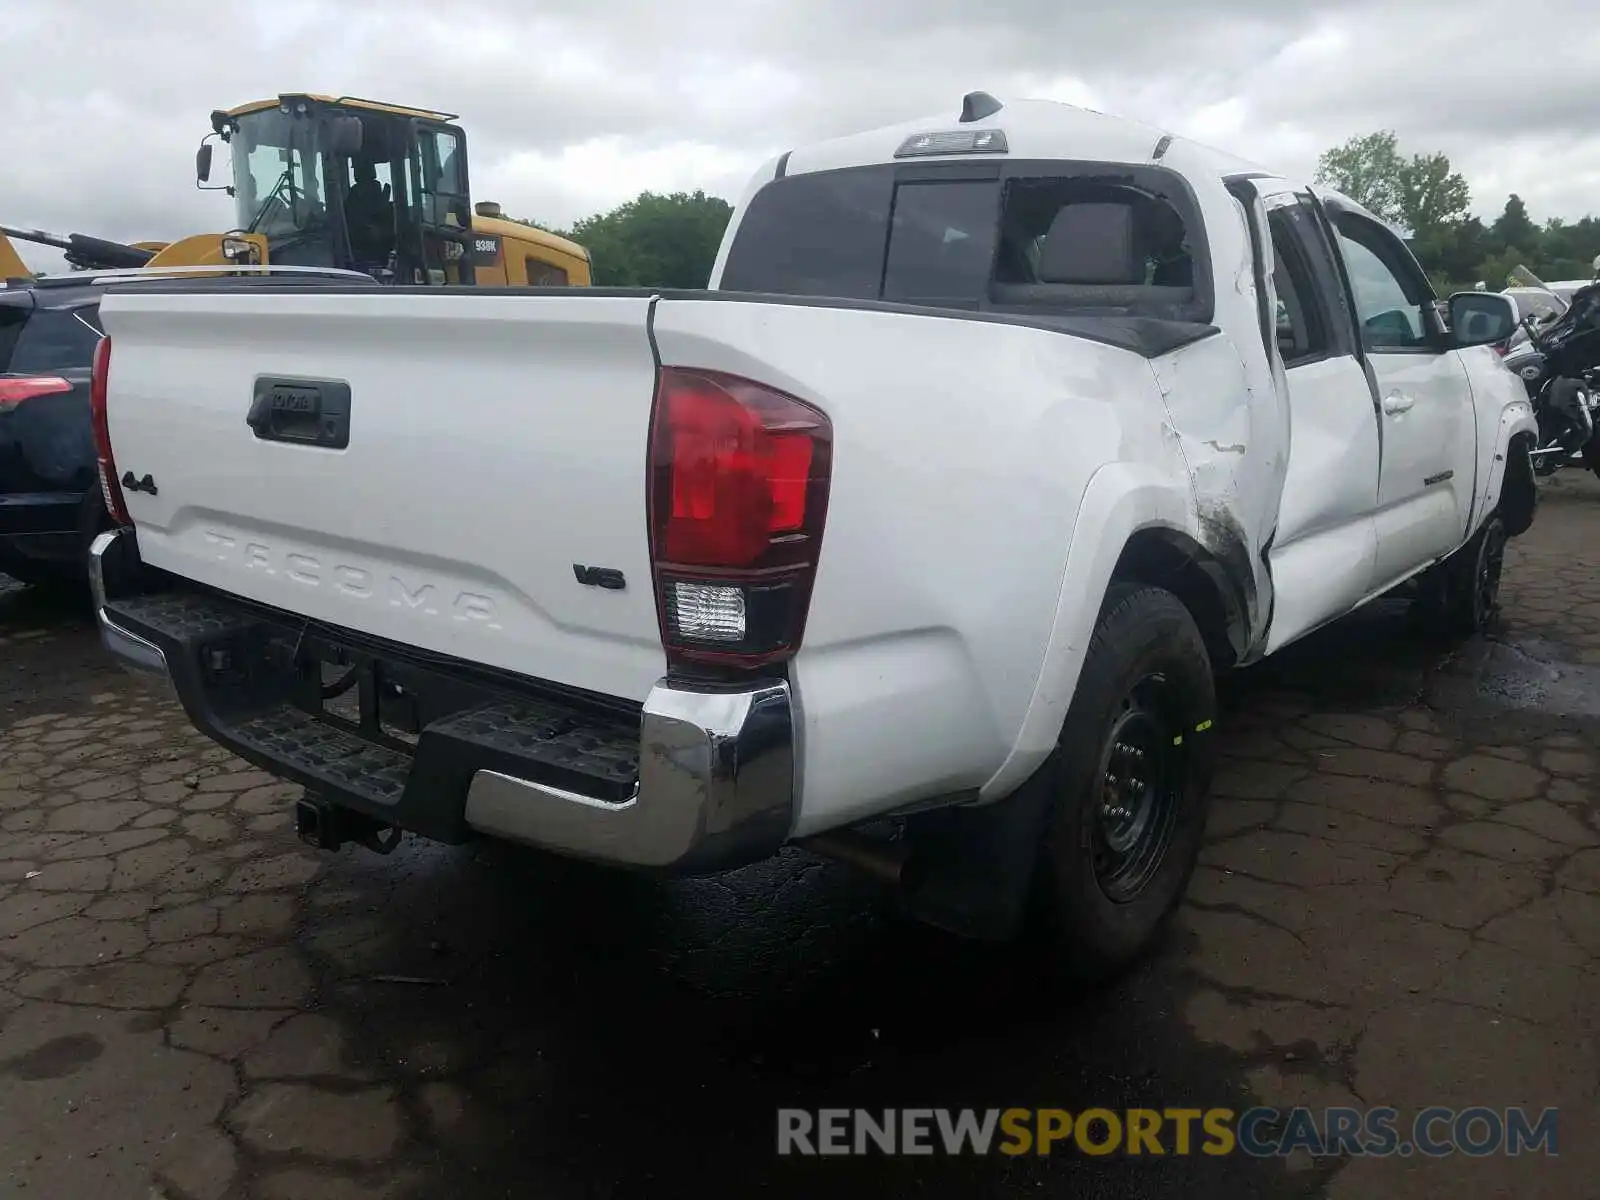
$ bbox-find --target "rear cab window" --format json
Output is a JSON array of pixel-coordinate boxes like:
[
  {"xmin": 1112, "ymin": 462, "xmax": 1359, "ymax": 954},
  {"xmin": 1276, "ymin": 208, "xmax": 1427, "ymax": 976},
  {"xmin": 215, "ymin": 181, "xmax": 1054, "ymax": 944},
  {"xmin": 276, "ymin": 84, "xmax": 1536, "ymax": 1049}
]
[{"xmin": 718, "ymin": 160, "xmax": 1213, "ymax": 326}]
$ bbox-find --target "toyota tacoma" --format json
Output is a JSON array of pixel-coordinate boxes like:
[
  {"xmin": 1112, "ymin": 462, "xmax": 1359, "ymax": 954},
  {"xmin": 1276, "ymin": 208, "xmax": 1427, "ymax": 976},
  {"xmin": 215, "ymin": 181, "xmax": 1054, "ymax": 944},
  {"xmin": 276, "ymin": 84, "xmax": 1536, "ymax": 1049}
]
[{"xmin": 86, "ymin": 92, "xmax": 1538, "ymax": 980}]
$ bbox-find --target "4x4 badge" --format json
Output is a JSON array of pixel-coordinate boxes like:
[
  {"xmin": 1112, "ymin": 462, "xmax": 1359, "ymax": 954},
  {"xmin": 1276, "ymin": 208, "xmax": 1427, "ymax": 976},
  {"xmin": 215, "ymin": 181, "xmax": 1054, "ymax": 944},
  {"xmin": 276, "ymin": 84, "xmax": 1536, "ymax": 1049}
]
[{"xmin": 572, "ymin": 564, "xmax": 625, "ymax": 590}]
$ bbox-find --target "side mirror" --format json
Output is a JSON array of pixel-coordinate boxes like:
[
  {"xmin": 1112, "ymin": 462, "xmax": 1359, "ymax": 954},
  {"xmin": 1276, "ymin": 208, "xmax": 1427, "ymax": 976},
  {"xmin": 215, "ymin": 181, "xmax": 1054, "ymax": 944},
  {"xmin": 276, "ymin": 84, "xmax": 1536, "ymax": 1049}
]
[
  {"xmin": 1449, "ymin": 291, "xmax": 1518, "ymax": 347},
  {"xmin": 328, "ymin": 116, "xmax": 364, "ymax": 157},
  {"xmin": 196, "ymin": 143, "xmax": 213, "ymax": 183}
]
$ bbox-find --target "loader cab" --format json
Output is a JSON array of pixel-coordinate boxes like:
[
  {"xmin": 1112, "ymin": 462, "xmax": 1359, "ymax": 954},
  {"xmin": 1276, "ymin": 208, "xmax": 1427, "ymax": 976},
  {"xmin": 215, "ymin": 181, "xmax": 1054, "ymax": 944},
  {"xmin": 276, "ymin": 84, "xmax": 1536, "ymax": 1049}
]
[{"xmin": 204, "ymin": 95, "xmax": 477, "ymax": 286}]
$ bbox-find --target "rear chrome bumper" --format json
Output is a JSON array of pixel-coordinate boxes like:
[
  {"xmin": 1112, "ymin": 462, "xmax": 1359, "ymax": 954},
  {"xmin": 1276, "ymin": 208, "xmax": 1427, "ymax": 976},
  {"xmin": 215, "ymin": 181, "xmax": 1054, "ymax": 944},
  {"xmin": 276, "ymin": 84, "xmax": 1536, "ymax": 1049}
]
[
  {"xmin": 88, "ymin": 527, "xmax": 795, "ymax": 872},
  {"xmin": 464, "ymin": 679, "xmax": 795, "ymax": 869},
  {"xmin": 88, "ymin": 528, "xmax": 171, "ymax": 680}
]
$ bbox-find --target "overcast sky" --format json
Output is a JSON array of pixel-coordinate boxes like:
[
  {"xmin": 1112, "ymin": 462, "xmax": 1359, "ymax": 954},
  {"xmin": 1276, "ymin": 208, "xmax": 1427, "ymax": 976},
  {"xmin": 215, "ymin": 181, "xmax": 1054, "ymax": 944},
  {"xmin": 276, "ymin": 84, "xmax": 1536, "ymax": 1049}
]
[{"xmin": 8, "ymin": 0, "xmax": 1600, "ymax": 272}]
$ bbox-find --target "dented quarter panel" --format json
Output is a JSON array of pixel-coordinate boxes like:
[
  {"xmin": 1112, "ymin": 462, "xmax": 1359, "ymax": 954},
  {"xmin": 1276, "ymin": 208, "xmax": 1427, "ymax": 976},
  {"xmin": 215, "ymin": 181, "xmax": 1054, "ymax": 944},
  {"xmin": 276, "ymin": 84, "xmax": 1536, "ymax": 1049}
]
[
  {"xmin": 1148, "ymin": 333, "xmax": 1283, "ymax": 647},
  {"xmin": 980, "ymin": 163, "xmax": 1292, "ymax": 802}
]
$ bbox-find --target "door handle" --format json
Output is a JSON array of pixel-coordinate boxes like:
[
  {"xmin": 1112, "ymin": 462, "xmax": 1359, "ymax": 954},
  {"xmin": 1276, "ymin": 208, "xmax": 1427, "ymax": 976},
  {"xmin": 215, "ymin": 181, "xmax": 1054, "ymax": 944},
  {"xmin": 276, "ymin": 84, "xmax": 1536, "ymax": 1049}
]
[{"xmin": 1382, "ymin": 392, "xmax": 1415, "ymax": 415}]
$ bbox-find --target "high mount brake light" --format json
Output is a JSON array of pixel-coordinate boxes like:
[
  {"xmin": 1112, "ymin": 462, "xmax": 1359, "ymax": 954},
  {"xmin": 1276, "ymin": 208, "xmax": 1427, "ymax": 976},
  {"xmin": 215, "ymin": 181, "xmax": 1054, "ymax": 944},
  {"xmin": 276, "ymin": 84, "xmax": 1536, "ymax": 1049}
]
[
  {"xmin": 894, "ymin": 129, "xmax": 1009, "ymax": 157},
  {"xmin": 89, "ymin": 336, "xmax": 130, "ymax": 525},
  {"xmin": 0, "ymin": 376, "xmax": 72, "ymax": 409},
  {"xmin": 647, "ymin": 367, "xmax": 832, "ymax": 671}
]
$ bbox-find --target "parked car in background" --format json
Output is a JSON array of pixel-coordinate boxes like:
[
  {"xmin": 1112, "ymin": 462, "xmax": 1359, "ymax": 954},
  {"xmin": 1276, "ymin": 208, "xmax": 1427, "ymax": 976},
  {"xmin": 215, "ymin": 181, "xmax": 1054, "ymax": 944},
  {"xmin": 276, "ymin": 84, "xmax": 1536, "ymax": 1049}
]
[{"xmin": 0, "ymin": 275, "xmax": 110, "ymax": 586}]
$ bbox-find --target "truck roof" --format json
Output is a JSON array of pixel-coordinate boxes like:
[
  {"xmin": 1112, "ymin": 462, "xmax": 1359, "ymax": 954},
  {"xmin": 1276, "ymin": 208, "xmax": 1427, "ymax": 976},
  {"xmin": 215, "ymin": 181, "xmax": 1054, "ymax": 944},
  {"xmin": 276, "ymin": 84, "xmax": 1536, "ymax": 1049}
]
[{"xmin": 781, "ymin": 94, "xmax": 1276, "ymax": 188}]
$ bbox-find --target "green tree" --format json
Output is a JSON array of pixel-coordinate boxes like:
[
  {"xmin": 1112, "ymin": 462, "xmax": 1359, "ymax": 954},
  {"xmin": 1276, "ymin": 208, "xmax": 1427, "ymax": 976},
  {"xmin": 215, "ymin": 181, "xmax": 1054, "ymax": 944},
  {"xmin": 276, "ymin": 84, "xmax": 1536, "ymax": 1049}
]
[
  {"xmin": 1315, "ymin": 132, "xmax": 1472, "ymax": 261},
  {"xmin": 1396, "ymin": 152, "xmax": 1470, "ymax": 237},
  {"xmin": 1489, "ymin": 194, "xmax": 1540, "ymax": 258},
  {"xmin": 1315, "ymin": 131, "xmax": 1404, "ymax": 224},
  {"xmin": 557, "ymin": 191, "xmax": 734, "ymax": 287},
  {"xmin": 1474, "ymin": 245, "xmax": 1533, "ymax": 291},
  {"xmin": 1422, "ymin": 215, "xmax": 1489, "ymax": 288},
  {"xmin": 1537, "ymin": 215, "xmax": 1600, "ymax": 280}
]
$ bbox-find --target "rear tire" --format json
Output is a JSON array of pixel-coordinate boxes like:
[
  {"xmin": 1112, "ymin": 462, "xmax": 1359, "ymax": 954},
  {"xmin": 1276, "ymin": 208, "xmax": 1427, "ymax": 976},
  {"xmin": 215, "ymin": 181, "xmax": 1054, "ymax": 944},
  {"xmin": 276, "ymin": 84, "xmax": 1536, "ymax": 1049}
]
[{"xmin": 1027, "ymin": 583, "xmax": 1217, "ymax": 985}]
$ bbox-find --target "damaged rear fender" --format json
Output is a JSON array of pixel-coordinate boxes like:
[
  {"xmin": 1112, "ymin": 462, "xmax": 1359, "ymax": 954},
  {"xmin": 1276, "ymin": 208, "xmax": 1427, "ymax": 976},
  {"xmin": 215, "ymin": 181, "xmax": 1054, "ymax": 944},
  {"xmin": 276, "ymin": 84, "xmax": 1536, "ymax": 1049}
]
[{"xmin": 979, "ymin": 461, "xmax": 1244, "ymax": 802}]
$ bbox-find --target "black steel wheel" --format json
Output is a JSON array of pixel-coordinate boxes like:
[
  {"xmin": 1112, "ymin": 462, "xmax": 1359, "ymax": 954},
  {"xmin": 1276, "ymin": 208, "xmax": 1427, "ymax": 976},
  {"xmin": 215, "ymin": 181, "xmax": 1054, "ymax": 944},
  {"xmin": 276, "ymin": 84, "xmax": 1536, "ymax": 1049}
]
[
  {"xmin": 1029, "ymin": 583, "xmax": 1217, "ymax": 985},
  {"xmin": 1091, "ymin": 674, "xmax": 1184, "ymax": 904}
]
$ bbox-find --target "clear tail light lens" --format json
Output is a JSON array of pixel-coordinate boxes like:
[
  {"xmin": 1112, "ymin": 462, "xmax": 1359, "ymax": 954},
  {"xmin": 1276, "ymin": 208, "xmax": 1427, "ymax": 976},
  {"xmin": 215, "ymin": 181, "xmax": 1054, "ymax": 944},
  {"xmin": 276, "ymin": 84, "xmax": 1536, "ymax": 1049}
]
[{"xmin": 647, "ymin": 367, "xmax": 832, "ymax": 671}]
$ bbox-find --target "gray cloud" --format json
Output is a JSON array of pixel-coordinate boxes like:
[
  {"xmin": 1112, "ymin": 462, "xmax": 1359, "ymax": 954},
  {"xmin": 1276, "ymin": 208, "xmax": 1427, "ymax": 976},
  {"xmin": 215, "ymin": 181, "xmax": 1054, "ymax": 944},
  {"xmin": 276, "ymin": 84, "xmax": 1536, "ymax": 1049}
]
[{"xmin": 7, "ymin": 0, "xmax": 1600, "ymax": 272}]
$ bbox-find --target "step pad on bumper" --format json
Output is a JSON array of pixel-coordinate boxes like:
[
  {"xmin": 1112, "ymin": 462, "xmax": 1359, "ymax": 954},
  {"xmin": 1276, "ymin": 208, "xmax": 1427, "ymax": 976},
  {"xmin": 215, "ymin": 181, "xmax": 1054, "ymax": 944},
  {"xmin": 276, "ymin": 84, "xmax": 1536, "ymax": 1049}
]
[
  {"xmin": 232, "ymin": 704, "xmax": 412, "ymax": 806},
  {"xmin": 433, "ymin": 703, "xmax": 639, "ymax": 799},
  {"xmin": 110, "ymin": 591, "xmax": 262, "ymax": 641},
  {"xmin": 101, "ymin": 588, "xmax": 642, "ymax": 842}
]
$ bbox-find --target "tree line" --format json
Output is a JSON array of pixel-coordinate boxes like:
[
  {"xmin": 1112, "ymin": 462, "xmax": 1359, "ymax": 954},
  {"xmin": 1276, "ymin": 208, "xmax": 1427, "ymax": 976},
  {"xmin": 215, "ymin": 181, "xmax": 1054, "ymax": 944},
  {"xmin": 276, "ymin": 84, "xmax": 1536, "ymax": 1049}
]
[
  {"xmin": 523, "ymin": 132, "xmax": 1599, "ymax": 296},
  {"xmin": 1314, "ymin": 130, "xmax": 1600, "ymax": 294},
  {"xmin": 515, "ymin": 190, "xmax": 733, "ymax": 288}
]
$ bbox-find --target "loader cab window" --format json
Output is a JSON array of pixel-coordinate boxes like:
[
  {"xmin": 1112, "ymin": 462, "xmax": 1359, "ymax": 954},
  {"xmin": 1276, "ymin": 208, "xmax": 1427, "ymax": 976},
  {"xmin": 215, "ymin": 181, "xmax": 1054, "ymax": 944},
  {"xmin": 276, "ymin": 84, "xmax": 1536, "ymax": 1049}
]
[
  {"xmin": 416, "ymin": 129, "xmax": 469, "ymax": 230},
  {"xmin": 343, "ymin": 157, "xmax": 397, "ymax": 270},
  {"xmin": 231, "ymin": 108, "xmax": 329, "ymax": 245}
]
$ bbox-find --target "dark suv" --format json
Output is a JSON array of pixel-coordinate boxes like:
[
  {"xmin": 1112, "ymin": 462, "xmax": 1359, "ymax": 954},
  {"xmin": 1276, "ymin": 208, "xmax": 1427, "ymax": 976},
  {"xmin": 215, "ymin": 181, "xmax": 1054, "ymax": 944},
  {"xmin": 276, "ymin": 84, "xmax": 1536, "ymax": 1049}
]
[{"xmin": 0, "ymin": 277, "xmax": 110, "ymax": 585}]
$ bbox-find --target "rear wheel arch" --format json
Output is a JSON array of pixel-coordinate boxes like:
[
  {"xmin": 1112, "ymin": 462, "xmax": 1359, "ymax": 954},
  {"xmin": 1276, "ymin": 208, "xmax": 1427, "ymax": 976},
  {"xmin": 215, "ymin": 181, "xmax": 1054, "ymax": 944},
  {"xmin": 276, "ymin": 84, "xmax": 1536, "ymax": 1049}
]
[{"xmin": 1109, "ymin": 527, "xmax": 1247, "ymax": 669}]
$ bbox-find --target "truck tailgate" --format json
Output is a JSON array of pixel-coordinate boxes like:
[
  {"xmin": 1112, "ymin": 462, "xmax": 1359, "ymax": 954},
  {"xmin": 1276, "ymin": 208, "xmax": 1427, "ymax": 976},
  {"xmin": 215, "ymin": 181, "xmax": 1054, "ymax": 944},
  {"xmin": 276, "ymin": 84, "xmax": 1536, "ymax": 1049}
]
[{"xmin": 98, "ymin": 291, "xmax": 667, "ymax": 702}]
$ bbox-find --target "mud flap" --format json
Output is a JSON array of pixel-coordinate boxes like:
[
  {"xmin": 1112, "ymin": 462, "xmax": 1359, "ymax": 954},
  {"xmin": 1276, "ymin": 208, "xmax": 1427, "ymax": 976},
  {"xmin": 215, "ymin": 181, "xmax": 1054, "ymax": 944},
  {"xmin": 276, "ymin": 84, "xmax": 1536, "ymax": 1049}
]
[{"xmin": 897, "ymin": 772, "xmax": 1059, "ymax": 941}]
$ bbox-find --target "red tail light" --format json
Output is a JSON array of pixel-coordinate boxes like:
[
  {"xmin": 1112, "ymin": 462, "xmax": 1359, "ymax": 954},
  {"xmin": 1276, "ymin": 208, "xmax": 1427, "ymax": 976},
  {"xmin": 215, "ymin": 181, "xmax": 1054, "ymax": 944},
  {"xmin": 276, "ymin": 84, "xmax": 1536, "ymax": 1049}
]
[
  {"xmin": 89, "ymin": 336, "xmax": 130, "ymax": 526},
  {"xmin": 647, "ymin": 367, "xmax": 831, "ymax": 671},
  {"xmin": 0, "ymin": 376, "xmax": 72, "ymax": 409}
]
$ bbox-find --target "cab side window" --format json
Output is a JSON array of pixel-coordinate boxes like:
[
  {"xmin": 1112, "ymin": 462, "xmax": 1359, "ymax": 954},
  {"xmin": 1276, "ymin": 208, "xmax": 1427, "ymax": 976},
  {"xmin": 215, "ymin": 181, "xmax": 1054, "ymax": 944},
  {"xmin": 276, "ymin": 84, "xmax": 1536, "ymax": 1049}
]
[
  {"xmin": 1267, "ymin": 206, "xmax": 1330, "ymax": 367},
  {"xmin": 1332, "ymin": 214, "xmax": 1435, "ymax": 352}
]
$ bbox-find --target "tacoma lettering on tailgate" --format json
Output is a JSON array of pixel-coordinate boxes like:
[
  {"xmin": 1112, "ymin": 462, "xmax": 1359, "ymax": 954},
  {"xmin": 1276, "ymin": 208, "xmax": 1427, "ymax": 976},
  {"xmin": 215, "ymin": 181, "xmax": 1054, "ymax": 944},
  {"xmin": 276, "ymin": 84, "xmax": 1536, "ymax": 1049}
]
[{"xmin": 201, "ymin": 531, "xmax": 502, "ymax": 628}]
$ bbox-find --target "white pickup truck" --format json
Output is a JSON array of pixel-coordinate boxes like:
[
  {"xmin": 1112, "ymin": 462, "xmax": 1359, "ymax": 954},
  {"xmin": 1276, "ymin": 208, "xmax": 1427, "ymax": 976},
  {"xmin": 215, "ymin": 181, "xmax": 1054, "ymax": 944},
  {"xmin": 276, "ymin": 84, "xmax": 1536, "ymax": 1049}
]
[{"xmin": 87, "ymin": 92, "xmax": 1538, "ymax": 981}]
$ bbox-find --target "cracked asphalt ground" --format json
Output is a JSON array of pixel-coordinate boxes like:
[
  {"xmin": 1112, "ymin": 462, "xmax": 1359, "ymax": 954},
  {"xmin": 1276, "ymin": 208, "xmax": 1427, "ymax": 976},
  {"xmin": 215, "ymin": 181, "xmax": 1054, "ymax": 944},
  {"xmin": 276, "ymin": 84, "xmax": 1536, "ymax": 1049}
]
[{"xmin": 1, "ymin": 482, "xmax": 1598, "ymax": 1200}]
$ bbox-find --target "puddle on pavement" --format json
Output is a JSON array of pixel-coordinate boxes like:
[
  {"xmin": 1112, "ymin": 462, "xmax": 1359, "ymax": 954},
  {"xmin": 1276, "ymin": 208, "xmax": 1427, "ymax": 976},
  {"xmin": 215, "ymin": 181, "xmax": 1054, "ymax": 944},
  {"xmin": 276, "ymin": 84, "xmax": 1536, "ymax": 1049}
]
[{"xmin": 1430, "ymin": 635, "xmax": 1600, "ymax": 722}]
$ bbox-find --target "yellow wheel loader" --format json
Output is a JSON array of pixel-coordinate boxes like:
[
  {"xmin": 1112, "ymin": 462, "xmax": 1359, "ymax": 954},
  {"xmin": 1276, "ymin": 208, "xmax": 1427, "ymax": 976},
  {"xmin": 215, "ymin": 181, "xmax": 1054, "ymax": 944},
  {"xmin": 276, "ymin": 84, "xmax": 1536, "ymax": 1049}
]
[{"xmin": 2, "ymin": 94, "xmax": 589, "ymax": 288}]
